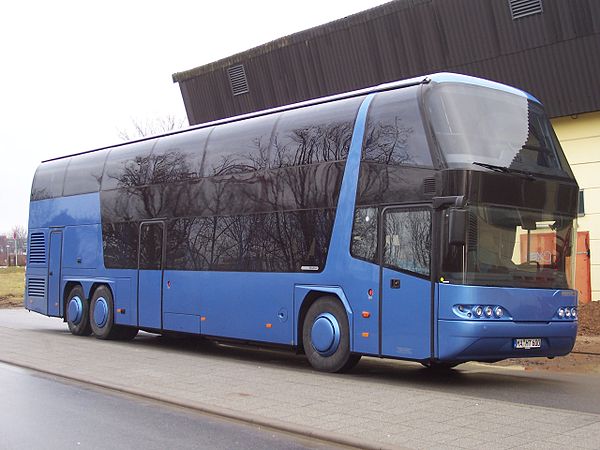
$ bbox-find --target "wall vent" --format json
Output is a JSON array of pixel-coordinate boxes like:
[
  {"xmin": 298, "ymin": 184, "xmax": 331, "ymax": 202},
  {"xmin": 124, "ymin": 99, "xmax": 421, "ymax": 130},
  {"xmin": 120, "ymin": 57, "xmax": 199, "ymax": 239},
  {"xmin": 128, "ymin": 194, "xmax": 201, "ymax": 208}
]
[
  {"xmin": 508, "ymin": 0, "xmax": 543, "ymax": 20},
  {"xmin": 29, "ymin": 232, "xmax": 46, "ymax": 264},
  {"xmin": 227, "ymin": 65, "xmax": 249, "ymax": 96},
  {"xmin": 27, "ymin": 278, "xmax": 46, "ymax": 298}
]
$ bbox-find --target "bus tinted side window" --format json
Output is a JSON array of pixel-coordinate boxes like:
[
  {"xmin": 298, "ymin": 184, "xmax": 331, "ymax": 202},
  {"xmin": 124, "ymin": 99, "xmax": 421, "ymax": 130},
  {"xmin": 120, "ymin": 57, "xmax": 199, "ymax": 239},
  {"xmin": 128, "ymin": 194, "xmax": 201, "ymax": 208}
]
[
  {"xmin": 63, "ymin": 150, "xmax": 108, "ymax": 196},
  {"xmin": 270, "ymin": 96, "xmax": 363, "ymax": 168},
  {"xmin": 363, "ymin": 87, "xmax": 432, "ymax": 167},
  {"xmin": 31, "ymin": 159, "xmax": 70, "ymax": 200},
  {"xmin": 101, "ymin": 141, "xmax": 156, "ymax": 190},
  {"xmin": 150, "ymin": 127, "xmax": 212, "ymax": 183},
  {"xmin": 355, "ymin": 87, "xmax": 435, "ymax": 207},
  {"xmin": 204, "ymin": 114, "xmax": 277, "ymax": 176},
  {"xmin": 102, "ymin": 96, "xmax": 366, "ymax": 271}
]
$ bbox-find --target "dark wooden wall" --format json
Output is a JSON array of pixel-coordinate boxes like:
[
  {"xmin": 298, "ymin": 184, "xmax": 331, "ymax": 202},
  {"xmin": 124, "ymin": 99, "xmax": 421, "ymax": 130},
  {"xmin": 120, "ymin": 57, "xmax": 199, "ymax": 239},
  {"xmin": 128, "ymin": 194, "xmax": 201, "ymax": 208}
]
[{"xmin": 173, "ymin": 0, "xmax": 600, "ymax": 124}]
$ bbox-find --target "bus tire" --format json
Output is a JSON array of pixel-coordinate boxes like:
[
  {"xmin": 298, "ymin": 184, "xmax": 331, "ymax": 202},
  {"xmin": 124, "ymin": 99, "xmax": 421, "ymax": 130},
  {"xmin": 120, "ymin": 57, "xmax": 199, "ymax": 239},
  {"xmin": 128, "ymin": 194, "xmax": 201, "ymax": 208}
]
[
  {"xmin": 302, "ymin": 296, "xmax": 361, "ymax": 373},
  {"xmin": 66, "ymin": 285, "xmax": 92, "ymax": 336},
  {"xmin": 89, "ymin": 285, "xmax": 120, "ymax": 340}
]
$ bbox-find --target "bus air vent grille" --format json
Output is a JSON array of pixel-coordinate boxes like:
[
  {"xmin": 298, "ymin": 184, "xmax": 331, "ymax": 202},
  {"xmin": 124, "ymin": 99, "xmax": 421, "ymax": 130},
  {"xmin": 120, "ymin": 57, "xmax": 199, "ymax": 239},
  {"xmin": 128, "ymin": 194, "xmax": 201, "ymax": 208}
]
[
  {"xmin": 509, "ymin": 0, "xmax": 543, "ymax": 20},
  {"xmin": 227, "ymin": 64, "xmax": 249, "ymax": 96},
  {"xmin": 422, "ymin": 178, "xmax": 437, "ymax": 196},
  {"xmin": 29, "ymin": 233, "xmax": 46, "ymax": 264},
  {"xmin": 27, "ymin": 278, "xmax": 46, "ymax": 298}
]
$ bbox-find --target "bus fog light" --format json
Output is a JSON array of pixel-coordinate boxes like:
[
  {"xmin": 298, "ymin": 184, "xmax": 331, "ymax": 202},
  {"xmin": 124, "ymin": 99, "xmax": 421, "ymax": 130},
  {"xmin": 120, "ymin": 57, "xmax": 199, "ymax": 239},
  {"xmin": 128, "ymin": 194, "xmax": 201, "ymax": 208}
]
[
  {"xmin": 571, "ymin": 308, "xmax": 577, "ymax": 319},
  {"xmin": 484, "ymin": 306, "xmax": 493, "ymax": 317},
  {"xmin": 558, "ymin": 308, "xmax": 565, "ymax": 318},
  {"xmin": 494, "ymin": 307, "xmax": 503, "ymax": 318},
  {"xmin": 474, "ymin": 306, "xmax": 483, "ymax": 317}
]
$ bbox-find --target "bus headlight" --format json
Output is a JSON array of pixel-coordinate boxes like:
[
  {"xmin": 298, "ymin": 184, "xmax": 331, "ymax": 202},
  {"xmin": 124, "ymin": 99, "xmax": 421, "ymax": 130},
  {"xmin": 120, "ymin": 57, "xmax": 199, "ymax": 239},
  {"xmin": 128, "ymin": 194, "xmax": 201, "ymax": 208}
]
[
  {"xmin": 571, "ymin": 308, "xmax": 577, "ymax": 319},
  {"xmin": 473, "ymin": 306, "xmax": 483, "ymax": 317},
  {"xmin": 494, "ymin": 307, "xmax": 504, "ymax": 318},
  {"xmin": 558, "ymin": 308, "xmax": 565, "ymax": 318},
  {"xmin": 484, "ymin": 306, "xmax": 493, "ymax": 317}
]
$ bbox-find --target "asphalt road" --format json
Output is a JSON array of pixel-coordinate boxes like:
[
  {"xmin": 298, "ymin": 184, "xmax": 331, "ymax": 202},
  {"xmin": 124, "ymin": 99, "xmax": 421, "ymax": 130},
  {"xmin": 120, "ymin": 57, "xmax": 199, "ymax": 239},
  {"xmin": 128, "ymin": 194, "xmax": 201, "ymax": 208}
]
[{"xmin": 0, "ymin": 361, "xmax": 341, "ymax": 450}]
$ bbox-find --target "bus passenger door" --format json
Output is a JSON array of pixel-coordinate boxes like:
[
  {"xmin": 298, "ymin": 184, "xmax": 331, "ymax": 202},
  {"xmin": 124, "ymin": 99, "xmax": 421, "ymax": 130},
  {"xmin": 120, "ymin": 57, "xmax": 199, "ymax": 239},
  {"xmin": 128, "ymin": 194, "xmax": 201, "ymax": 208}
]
[
  {"xmin": 138, "ymin": 221, "xmax": 165, "ymax": 330},
  {"xmin": 379, "ymin": 207, "xmax": 432, "ymax": 360},
  {"xmin": 47, "ymin": 230, "xmax": 63, "ymax": 317}
]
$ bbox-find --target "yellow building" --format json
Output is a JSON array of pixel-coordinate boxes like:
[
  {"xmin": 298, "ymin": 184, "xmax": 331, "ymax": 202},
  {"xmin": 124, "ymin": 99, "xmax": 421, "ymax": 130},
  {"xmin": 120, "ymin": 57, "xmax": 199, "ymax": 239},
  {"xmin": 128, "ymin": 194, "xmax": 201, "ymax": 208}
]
[{"xmin": 552, "ymin": 112, "xmax": 600, "ymax": 302}]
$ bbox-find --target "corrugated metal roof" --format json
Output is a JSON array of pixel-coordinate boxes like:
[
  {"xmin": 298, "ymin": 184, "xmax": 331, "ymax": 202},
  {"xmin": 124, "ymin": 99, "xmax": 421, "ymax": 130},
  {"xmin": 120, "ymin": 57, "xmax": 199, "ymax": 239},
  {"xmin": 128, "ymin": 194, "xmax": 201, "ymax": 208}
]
[{"xmin": 173, "ymin": 0, "xmax": 600, "ymax": 124}]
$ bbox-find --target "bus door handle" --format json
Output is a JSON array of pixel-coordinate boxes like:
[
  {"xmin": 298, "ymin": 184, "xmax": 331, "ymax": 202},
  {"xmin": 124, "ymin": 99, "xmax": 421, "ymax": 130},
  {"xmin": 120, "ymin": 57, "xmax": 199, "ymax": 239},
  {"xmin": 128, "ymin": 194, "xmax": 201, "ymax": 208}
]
[{"xmin": 390, "ymin": 279, "xmax": 400, "ymax": 289}]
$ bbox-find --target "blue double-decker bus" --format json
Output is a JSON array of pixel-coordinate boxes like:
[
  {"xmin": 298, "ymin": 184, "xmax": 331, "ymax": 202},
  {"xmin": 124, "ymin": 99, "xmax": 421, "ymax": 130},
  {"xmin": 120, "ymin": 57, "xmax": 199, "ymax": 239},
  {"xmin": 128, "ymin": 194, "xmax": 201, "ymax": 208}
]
[{"xmin": 25, "ymin": 73, "xmax": 578, "ymax": 372}]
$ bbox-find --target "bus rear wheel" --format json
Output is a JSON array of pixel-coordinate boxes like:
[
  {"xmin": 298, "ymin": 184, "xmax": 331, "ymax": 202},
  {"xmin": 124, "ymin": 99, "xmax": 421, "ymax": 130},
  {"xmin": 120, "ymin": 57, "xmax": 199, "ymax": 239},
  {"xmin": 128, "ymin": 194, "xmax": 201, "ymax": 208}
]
[
  {"xmin": 66, "ymin": 285, "xmax": 92, "ymax": 336},
  {"xmin": 302, "ymin": 296, "xmax": 361, "ymax": 373},
  {"xmin": 90, "ymin": 285, "xmax": 125, "ymax": 340}
]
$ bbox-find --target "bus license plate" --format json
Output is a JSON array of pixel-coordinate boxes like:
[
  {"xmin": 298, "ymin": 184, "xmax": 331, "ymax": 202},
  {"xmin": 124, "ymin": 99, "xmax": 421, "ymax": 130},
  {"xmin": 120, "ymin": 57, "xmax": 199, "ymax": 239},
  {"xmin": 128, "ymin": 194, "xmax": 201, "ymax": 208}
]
[{"xmin": 514, "ymin": 338, "xmax": 541, "ymax": 349}]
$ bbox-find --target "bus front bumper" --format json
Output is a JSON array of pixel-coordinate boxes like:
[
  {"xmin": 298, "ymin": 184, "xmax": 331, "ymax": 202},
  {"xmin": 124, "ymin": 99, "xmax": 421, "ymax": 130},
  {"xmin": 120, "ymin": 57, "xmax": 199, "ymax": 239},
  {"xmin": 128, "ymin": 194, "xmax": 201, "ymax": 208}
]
[{"xmin": 437, "ymin": 319, "xmax": 577, "ymax": 362}]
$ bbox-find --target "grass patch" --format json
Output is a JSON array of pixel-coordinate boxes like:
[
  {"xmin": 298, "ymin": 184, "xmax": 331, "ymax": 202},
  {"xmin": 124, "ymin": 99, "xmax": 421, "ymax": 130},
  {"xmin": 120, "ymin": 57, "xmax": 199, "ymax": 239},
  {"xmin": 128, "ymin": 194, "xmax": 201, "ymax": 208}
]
[{"xmin": 0, "ymin": 266, "xmax": 25, "ymax": 308}]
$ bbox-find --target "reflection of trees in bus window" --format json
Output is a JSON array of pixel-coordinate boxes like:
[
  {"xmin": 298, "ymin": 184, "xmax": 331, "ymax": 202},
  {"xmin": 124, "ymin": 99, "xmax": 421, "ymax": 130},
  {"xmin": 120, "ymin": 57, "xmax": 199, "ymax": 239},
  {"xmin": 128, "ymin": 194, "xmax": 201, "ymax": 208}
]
[
  {"xmin": 384, "ymin": 209, "xmax": 431, "ymax": 276},
  {"xmin": 166, "ymin": 210, "xmax": 335, "ymax": 272},
  {"xmin": 363, "ymin": 88, "xmax": 432, "ymax": 167},
  {"xmin": 63, "ymin": 151, "xmax": 108, "ymax": 196},
  {"xmin": 270, "ymin": 96, "xmax": 363, "ymax": 169},
  {"xmin": 351, "ymin": 207, "xmax": 378, "ymax": 263},
  {"xmin": 204, "ymin": 114, "xmax": 277, "ymax": 176},
  {"xmin": 102, "ymin": 222, "xmax": 139, "ymax": 269}
]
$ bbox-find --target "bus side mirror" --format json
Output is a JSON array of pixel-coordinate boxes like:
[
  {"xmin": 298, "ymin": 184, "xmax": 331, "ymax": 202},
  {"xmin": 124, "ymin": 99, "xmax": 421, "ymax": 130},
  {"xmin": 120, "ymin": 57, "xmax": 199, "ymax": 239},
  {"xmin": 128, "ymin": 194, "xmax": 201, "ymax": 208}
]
[{"xmin": 448, "ymin": 209, "xmax": 467, "ymax": 246}]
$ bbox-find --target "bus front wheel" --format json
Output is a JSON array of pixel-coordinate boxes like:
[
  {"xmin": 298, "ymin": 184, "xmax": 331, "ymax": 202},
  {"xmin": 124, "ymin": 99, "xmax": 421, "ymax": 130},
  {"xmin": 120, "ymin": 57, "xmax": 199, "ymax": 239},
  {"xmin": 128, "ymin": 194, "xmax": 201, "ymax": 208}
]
[
  {"xmin": 66, "ymin": 285, "xmax": 92, "ymax": 336},
  {"xmin": 302, "ymin": 296, "xmax": 361, "ymax": 373}
]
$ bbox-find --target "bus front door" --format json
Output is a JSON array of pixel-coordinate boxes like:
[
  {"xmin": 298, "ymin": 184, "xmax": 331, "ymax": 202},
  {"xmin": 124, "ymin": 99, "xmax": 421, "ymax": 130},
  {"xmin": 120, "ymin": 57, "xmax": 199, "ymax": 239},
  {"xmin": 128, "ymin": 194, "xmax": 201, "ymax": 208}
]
[
  {"xmin": 137, "ymin": 221, "xmax": 165, "ymax": 330},
  {"xmin": 379, "ymin": 207, "xmax": 432, "ymax": 360}
]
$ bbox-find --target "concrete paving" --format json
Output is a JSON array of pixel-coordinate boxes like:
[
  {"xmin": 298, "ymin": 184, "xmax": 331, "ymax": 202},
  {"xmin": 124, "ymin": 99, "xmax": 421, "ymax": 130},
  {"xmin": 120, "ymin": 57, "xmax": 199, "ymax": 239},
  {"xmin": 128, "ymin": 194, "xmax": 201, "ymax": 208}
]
[{"xmin": 1, "ymin": 308, "xmax": 600, "ymax": 450}]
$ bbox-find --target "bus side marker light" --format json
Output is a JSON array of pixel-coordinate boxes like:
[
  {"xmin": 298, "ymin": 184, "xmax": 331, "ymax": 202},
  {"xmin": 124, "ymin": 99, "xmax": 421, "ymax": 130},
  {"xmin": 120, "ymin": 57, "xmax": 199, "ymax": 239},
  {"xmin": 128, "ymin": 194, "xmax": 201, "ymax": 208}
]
[
  {"xmin": 362, "ymin": 332, "xmax": 369, "ymax": 338},
  {"xmin": 117, "ymin": 308, "xmax": 126, "ymax": 314},
  {"xmin": 266, "ymin": 323, "xmax": 272, "ymax": 328},
  {"xmin": 362, "ymin": 311, "xmax": 371, "ymax": 318},
  {"xmin": 201, "ymin": 316, "xmax": 206, "ymax": 321}
]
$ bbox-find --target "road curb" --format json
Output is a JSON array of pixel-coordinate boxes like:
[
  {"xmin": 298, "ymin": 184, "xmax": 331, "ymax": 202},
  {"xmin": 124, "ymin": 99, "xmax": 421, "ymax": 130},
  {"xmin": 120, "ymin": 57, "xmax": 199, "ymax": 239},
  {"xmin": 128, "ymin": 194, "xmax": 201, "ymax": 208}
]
[{"xmin": 0, "ymin": 358, "xmax": 406, "ymax": 450}]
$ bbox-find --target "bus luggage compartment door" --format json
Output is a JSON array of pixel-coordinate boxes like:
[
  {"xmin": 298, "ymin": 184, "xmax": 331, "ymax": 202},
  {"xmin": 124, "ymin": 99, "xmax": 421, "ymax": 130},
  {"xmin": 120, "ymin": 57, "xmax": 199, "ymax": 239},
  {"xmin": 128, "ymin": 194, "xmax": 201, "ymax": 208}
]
[{"xmin": 137, "ymin": 222, "xmax": 164, "ymax": 330}]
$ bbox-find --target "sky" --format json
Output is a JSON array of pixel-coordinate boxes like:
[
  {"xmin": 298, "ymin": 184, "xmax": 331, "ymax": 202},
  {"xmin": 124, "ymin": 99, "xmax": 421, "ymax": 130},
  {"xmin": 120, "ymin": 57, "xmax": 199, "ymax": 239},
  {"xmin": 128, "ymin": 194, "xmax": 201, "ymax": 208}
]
[{"xmin": 0, "ymin": 0, "xmax": 390, "ymax": 234}]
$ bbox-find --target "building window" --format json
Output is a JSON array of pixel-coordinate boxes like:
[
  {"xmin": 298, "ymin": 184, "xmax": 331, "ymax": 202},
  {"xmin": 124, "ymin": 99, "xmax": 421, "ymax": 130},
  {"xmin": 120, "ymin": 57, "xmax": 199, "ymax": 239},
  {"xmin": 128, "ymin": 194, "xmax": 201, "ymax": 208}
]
[
  {"xmin": 579, "ymin": 190, "xmax": 585, "ymax": 216},
  {"xmin": 508, "ymin": 0, "xmax": 543, "ymax": 20}
]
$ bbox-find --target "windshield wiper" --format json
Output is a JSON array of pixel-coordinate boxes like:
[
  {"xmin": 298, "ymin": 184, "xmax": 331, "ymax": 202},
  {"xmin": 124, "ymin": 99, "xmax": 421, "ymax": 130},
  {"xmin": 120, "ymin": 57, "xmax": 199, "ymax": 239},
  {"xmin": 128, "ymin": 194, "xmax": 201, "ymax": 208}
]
[
  {"xmin": 472, "ymin": 161, "xmax": 535, "ymax": 180},
  {"xmin": 472, "ymin": 161, "xmax": 510, "ymax": 173}
]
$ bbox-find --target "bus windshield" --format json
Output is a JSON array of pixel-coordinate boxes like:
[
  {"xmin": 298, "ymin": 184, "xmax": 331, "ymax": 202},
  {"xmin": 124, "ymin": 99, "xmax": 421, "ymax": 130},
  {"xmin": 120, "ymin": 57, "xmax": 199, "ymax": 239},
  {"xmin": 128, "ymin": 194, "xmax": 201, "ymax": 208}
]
[
  {"xmin": 442, "ymin": 205, "xmax": 575, "ymax": 289},
  {"xmin": 424, "ymin": 82, "xmax": 573, "ymax": 179}
]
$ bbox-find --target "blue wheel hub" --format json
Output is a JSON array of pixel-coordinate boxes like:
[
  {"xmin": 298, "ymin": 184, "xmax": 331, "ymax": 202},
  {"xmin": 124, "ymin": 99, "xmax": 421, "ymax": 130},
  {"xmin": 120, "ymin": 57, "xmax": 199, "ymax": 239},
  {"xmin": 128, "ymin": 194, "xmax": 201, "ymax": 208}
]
[
  {"xmin": 67, "ymin": 296, "xmax": 83, "ymax": 325},
  {"xmin": 311, "ymin": 313, "xmax": 341, "ymax": 356},
  {"xmin": 93, "ymin": 297, "xmax": 109, "ymax": 328}
]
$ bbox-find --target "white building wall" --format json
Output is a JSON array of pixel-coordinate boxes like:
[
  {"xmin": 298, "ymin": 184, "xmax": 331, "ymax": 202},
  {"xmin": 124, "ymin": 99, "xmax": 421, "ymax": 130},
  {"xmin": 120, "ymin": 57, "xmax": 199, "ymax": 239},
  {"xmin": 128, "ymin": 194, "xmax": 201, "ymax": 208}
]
[{"xmin": 552, "ymin": 111, "xmax": 600, "ymax": 302}]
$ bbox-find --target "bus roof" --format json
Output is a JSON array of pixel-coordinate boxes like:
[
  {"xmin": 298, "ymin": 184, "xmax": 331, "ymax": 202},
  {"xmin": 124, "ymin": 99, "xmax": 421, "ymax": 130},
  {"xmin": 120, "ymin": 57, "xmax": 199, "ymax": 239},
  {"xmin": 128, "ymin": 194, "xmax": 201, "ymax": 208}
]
[{"xmin": 43, "ymin": 72, "xmax": 538, "ymax": 163}]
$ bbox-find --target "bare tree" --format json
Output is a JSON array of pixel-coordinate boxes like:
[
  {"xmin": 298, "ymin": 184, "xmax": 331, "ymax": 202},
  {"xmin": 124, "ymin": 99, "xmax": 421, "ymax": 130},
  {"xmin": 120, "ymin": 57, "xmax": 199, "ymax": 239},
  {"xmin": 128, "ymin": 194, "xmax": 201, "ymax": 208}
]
[
  {"xmin": 118, "ymin": 115, "xmax": 187, "ymax": 141},
  {"xmin": 10, "ymin": 225, "xmax": 27, "ymax": 241}
]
